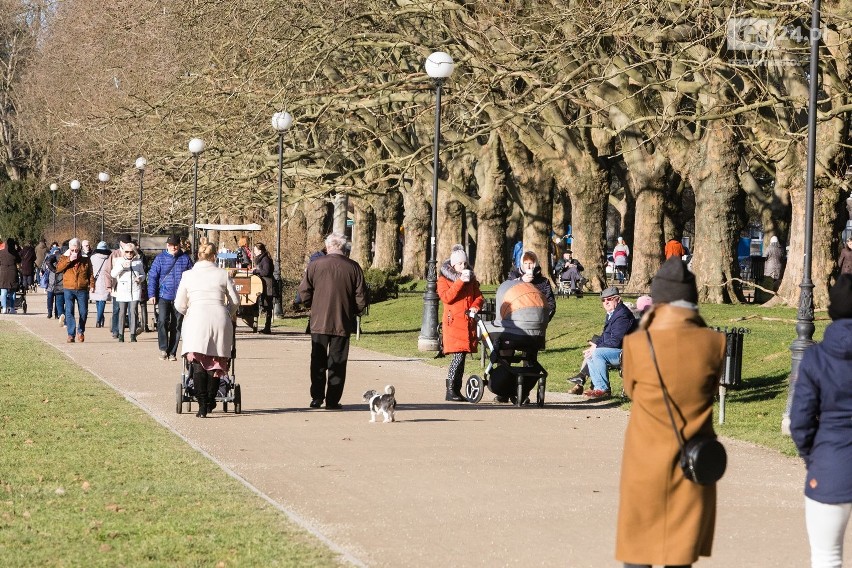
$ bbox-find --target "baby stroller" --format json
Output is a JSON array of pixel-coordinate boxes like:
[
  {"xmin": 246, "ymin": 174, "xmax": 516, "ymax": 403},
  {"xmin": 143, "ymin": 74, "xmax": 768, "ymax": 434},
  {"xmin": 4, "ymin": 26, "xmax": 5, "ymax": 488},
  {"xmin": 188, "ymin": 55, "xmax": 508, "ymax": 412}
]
[
  {"xmin": 463, "ymin": 290, "xmax": 548, "ymax": 408},
  {"xmin": 11, "ymin": 274, "xmax": 28, "ymax": 314},
  {"xmin": 175, "ymin": 324, "xmax": 242, "ymax": 414}
]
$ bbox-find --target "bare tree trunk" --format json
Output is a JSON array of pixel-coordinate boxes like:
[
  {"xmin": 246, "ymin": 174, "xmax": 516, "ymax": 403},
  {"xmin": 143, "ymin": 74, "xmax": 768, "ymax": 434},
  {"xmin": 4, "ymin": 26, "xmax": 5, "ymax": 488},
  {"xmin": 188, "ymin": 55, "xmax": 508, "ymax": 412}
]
[
  {"xmin": 436, "ymin": 192, "xmax": 463, "ymax": 266},
  {"xmin": 686, "ymin": 122, "xmax": 742, "ymax": 304},
  {"xmin": 350, "ymin": 196, "xmax": 373, "ymax": 268},
  {"xmin": 370, "ymin": 189, "xmax": 401, "ymax": 271},
  {"xmin": 500, "ymin": 128, "xmax": 553, "ymax": 271},
  {"xmin": 770, "ymin": 148, "xmax": 844, "ymax": 309},
  {"xmin": 332, "ymin": 193, "xmax": 348, "ymax": 235},
  {"xmin": 303, "ymin": 197, "xmax": 330, "ymax": 254},
  {"xmin": 472, "ymin": 133, "xmax": 508, "ymax": 284},
  {"xmin": 559, "ymin": 155, "xmax": 609, "ymax": 291},
  {"xmin": 400, "ymin": 176, "xmax": 429, "ymax": 278}
]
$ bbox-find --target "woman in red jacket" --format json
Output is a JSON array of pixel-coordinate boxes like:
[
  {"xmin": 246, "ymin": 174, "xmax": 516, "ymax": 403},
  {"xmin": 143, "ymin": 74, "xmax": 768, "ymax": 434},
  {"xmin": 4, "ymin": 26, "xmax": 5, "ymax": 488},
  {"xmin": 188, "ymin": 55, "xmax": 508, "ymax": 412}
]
[{"xmin": 438, "ymin": 245, "xmax": 484, "ymax": 401}]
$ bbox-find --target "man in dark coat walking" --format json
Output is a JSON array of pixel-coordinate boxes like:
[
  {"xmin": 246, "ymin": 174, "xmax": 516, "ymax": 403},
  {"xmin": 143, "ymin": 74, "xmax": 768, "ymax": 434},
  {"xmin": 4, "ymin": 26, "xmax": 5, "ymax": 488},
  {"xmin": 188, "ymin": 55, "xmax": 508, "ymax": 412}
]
[{"xmin": 297, "ymin": 233, "xmax": 367, "ymax": 410}]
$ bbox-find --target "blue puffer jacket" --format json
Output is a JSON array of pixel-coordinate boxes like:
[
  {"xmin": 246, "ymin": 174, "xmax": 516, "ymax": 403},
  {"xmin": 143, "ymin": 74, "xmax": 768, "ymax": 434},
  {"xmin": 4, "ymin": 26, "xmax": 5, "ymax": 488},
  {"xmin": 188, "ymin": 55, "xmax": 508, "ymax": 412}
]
[
  {"xmin": 147, "ymin": 250, "xmax": 194, "ymax": 301},
  {"xmin": 790, "ymin": 318, "xmax": 852, "ymax": 504}
]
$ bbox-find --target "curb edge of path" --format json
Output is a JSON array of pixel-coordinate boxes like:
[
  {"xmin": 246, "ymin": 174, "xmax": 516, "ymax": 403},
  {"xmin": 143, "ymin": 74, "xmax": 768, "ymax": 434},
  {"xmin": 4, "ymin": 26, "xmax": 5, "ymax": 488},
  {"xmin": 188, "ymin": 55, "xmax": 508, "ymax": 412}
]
[{"xmin": 16, "ymin": 321, "xmax": 367, "ymax": 568}]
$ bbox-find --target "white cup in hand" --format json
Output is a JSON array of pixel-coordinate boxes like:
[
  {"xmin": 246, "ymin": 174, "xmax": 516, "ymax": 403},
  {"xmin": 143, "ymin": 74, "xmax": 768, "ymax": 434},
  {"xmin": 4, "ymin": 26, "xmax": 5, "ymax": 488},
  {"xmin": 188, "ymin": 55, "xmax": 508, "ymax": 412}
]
[{"xmin": 460, "ymin": 269, "xmax": 471, "ymax": 282}]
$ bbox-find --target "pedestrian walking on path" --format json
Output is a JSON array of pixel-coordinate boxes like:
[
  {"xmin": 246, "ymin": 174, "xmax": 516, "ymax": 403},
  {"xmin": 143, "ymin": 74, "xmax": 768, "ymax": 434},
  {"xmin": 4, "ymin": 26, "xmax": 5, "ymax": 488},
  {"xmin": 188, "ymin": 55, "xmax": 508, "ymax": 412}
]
[
  {"xmin": 617, "ymin": 257, "xmax": 726, "ymax": 568},
  {"xmin": 790, "ymin": 273, "xmax": 852, "ymax": 568},
  {"xmin": 111, "ymin": 242, "xmax": 146, "ymax": 343},
  {"xmin": 297, "ymin": 232, "xmax": 367, "ymax": 410},
  {"xmin": 56, "ymin": 238, "xmax": 94, "ymax": 342},
  {"xmin": 175, "ymin": 239, "xmax": 239, "ymax": 418},
  {"xmin": 147, "ymin": 235, "xmax": 193, "ymax": 361}
]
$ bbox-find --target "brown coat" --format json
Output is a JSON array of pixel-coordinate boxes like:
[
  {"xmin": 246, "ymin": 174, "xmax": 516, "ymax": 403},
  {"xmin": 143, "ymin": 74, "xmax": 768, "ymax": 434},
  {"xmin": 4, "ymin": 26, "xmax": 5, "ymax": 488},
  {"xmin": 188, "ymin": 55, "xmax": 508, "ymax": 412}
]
[
  {"xmin": 56, "ymin": 253, "xmax": 95, "ymax": 291},
  {"xmin": 298, "ymin": 252, "xmax": 367, "ymax": 336},
  {"xmin": 616, "ymin": 304, "xmax": 726, "ymax": 566}
]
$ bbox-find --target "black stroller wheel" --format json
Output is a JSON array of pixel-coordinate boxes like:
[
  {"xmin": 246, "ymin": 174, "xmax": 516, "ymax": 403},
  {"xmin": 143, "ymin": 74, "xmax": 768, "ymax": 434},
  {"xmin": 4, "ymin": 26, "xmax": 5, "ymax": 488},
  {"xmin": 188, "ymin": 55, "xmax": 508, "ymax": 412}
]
[
  {"xmin": 536, "ymin": 379, "xmax": 546, "ymax": 407},
  {"xmin": 234, "ymin": 384, "xmax": 242, "ymax": 414},
  {"xmin": 175, "ymin": 383, "xmax": 183, "ymax": 414},
  {"xmin": 465, "ymin": 375, "xmax": 484, "ymax": 403}
]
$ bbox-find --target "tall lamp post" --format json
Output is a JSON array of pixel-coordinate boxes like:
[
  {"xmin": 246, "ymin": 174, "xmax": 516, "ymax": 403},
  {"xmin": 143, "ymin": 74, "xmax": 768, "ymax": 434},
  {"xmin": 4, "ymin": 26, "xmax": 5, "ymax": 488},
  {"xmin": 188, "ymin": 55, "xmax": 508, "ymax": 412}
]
[
  {"xmin": 783, "ymin": 0, "xmax": 821, "ymax": 435},
  {"xmin": 135, "ymin": 157, "xmax": 147, "ymax": 245},
  {"xmin": 70, "ymin": 180, "xmax": 81, "ymax": 237},
  {"xmin": 98, "ymin": 172, "xmax": 110, "ymax": 242},
  {"xmin": 271, "ymin": 111, "xmax": 293, "ymax": 317},
  {"xmin": 49, "ymin": 183, "xmax": 58, "ymax": 236},
  {"xmin": 418, "ymin": 51, "xmax": 455, "ymax": 351},
  {"xmin": 188, "ymin": 138, "xmax": 205, "ymax": 255}
]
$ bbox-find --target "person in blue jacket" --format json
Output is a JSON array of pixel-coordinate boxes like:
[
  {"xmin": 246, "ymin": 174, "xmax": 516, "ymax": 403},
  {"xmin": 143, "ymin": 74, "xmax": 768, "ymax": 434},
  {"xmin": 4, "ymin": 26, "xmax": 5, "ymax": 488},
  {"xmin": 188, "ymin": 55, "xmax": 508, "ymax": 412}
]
[
  {"xmin": 571, "ymin": 286, "xmax": 638, "ymax": 401},
  {"xmin": 790, "ymin": 273, "xmax": 852, "ymax": 568},
  {"xmin": 147, "ymin": 235, "xmax": 194, "ymax": 361}
]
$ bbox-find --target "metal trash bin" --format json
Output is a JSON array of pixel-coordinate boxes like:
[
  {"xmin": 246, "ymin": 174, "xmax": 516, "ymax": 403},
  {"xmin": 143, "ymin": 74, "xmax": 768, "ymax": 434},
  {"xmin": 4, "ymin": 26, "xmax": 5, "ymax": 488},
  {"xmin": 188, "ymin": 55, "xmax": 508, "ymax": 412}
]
[{"xmin": 713, "ymin": 327, "xmax": 750, "ymax": 424}]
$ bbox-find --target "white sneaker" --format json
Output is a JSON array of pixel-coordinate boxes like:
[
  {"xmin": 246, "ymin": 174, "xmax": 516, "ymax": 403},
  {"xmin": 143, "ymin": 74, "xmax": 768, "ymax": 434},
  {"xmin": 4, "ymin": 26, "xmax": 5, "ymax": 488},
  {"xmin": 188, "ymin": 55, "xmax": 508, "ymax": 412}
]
[{"xmin": 59, "ymin": 314, "xmax": 65, "ymax": 325}]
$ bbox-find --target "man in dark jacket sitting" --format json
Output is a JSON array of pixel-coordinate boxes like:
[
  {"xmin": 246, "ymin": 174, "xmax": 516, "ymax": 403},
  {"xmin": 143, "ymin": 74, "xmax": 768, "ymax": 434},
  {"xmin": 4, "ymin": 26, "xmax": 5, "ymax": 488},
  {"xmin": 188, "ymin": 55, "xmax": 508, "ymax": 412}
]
[{"xmin": 568, "ymin": 286, "xmax": 638, "ymax": 401}]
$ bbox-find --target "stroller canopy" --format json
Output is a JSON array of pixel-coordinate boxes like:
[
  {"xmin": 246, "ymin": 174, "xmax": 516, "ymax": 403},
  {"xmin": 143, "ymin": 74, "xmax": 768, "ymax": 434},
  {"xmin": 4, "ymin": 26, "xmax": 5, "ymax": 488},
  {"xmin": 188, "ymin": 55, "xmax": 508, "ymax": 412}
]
[{"xmin": 493, "ymin": 280, "xmax": 548, "ymax": 337}]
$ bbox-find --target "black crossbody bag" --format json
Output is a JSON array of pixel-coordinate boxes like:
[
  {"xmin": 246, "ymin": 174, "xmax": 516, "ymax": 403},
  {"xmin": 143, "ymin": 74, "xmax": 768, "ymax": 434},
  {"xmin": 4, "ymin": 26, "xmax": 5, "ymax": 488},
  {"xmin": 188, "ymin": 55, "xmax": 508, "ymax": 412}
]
[{"xmin": 645, "ymin": 331, "xmax": 727, "ymax": 485}]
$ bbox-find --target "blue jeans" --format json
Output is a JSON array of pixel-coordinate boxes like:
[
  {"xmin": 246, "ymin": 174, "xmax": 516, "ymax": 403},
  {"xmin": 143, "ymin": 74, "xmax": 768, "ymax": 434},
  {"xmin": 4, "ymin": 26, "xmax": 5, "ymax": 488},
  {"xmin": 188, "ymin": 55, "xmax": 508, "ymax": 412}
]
[
  {"xmin": 63, "ymin": 289, "xmax": 89, "ymax": 336},
  {"xmin": 587, "ymin": 347, "xmax": 622, "ymax": 392},
  {"xmin": 0, "ymin": 288, "xmax": 16, "ymax": 311},
  {"xmin": 111, "ymin": 297, "xmax": 120, "ymax": 334},
  {"xmin": 95, "ymin": 300, "xmax": 107, "ymax": 324}
]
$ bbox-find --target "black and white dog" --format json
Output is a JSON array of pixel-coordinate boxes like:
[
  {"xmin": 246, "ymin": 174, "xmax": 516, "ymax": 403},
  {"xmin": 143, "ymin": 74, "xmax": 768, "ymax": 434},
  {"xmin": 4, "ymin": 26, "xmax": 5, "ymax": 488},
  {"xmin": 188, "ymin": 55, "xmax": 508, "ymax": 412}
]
[{"xmin": 362, "ymin": 385, "xmax": 396, "ymax": 423}]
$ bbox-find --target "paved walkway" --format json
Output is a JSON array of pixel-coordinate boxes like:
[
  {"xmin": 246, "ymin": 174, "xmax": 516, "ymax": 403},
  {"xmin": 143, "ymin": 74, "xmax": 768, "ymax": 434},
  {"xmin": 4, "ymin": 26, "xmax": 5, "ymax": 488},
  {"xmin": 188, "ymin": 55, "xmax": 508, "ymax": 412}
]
[{"xmin": 8, "ymin": 295, "xmax": 843, "ymax": 567}]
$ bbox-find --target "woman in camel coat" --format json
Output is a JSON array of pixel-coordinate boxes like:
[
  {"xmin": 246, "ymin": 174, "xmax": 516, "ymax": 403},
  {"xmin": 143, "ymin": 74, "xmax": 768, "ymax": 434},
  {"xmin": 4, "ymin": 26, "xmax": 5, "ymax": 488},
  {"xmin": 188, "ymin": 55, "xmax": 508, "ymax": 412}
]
[{"xmin": 616, "ymin": 257, "xmax": 726, "ymax": 567}]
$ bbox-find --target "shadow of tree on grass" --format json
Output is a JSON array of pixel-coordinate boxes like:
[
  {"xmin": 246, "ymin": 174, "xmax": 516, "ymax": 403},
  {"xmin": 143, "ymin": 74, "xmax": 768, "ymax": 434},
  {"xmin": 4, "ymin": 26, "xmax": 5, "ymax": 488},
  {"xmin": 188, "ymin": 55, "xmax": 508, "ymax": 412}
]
[{"xmin": 727, "ymin": 371, "xmax": 789, "ymax": 404}]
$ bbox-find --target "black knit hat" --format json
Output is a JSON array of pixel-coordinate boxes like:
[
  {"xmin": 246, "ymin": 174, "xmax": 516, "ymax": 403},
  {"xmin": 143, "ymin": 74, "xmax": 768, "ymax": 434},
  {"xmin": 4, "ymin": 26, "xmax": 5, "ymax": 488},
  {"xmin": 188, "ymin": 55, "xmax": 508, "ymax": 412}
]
[
  {"xmin": 650, "ymin": 257, "xmax": 698, "ymax": 304},
  {"xmin": 828, "ymin": 274, "xmax": 852, "ymax": 320}
]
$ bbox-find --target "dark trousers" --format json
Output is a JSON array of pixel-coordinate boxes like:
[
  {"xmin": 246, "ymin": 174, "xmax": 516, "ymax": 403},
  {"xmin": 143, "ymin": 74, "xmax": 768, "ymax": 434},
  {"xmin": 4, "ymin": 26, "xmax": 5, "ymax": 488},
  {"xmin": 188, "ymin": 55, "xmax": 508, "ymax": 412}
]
[
  {"xmin": 191, "ymin": 362, "xmax": 220, "ymax": 409},
  {"xmin": 47, "ymin": 290, "xmax": 65, "ymax": 318},
  {"xmin": 309, "ymin": 334, "xmax": 350, "ymax": 405},
  {"xmin": 157, "ymin": 299, "xmax": 183, "ymax": 356}
]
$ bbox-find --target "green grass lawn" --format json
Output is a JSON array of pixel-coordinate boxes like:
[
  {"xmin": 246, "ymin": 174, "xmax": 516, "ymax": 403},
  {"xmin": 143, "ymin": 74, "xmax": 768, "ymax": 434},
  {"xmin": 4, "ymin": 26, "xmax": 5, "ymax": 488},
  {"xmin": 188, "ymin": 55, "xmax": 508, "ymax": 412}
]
[
  {"xmin": 0, "ymin": 321, "xmax": 339, "ymax": 567},
  {"xmin": 284, "ymin": 282, "xmax": 825, "ymax": 457}
]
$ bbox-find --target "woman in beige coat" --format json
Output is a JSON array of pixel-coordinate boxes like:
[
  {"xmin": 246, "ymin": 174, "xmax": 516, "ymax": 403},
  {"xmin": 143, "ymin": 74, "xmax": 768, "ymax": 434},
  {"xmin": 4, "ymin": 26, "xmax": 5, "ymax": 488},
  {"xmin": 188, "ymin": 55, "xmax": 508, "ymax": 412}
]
[
  {"xmin": 175, "ymin": 239, "xmax": 240, "ymax": 418},
  {"xmin": 616, "ymin": 257, "xmax": 726, "ymax": 568}
]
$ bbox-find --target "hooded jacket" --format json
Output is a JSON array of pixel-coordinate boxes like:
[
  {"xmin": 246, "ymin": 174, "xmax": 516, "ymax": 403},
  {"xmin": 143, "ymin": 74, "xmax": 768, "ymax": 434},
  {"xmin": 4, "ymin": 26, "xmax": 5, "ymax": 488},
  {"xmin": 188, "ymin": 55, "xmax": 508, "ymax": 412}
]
[
  {"xmin": 790, "ymin": 318, "xmax": 852, "ymax": 504},
  {"xmin": 437, "ymin": 260, "xmax": 484, "ymax": 353}
]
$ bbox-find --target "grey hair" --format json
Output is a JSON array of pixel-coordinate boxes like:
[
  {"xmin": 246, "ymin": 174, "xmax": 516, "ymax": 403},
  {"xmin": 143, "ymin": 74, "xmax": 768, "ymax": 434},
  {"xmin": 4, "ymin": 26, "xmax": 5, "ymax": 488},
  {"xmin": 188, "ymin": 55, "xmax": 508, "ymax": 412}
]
[
  {"xmin": 324, "ymin": 232, "xmax": 349, "ymax": 253},
  {"xmin": 69, "ymin": 238, "xmax": 80, "ymax": 248}
]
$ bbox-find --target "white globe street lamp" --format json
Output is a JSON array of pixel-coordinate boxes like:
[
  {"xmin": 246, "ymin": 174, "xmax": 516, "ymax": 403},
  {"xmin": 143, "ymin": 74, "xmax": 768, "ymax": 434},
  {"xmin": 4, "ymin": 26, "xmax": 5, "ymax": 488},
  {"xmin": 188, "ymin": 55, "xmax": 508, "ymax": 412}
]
[
  {"xmin": 419, "ymin": 51, "xmax": 455, "ymax": 352},
  {"xmin": 49, "ymin": 183, "xmax": 58, "ymax": 236},
  {"xmin": 98, "ymin": 172, "xmax": 110, "ymax": 241},
  {"xmin": 134, "ymin": 157, "xmax": 147, "ymax": 244},
  {"xmin": 271, "ymin": 111, "xmax": 293, "ymax": 317},
  {"xmin": 70, "ymin": 179, "xmax": 81, "ymax": 237},
  {"xmin": 188, "ymin": 139, "xmax": 205, "ymax": 255}
]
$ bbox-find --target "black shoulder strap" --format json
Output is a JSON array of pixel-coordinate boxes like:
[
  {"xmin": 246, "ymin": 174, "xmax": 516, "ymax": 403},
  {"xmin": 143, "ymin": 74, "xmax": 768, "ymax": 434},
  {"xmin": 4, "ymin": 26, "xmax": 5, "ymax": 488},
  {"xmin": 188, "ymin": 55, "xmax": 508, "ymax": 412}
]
[{"xmin": 646, "ymin": 331, "xmax": 687, "ymax": 452}]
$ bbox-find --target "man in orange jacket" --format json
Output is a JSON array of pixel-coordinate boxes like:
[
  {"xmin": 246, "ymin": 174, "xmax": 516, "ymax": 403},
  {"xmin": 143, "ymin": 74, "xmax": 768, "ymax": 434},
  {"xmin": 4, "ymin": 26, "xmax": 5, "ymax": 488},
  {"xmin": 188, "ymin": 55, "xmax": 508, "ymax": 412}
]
[{"xmin": 55, "ymin": 238, "xmax": 94, "ymax": 343}]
